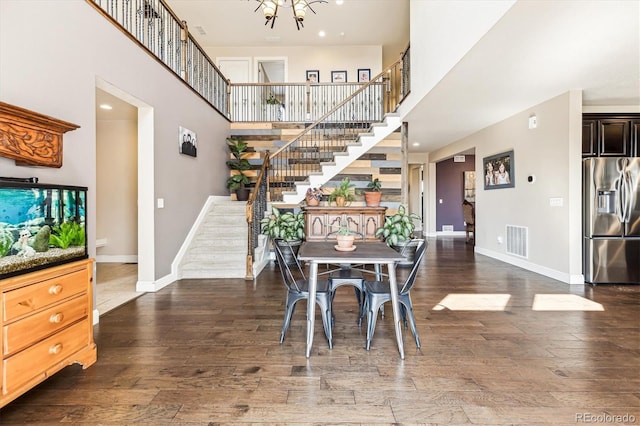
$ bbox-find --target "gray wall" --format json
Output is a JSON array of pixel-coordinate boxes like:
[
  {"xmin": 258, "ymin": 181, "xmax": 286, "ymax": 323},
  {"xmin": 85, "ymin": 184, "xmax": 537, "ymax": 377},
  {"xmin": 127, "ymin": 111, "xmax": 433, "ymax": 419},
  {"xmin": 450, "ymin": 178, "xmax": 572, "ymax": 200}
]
[{"xmin": 0, "ymin": 0, "xmax": 230, "ymax": 281}]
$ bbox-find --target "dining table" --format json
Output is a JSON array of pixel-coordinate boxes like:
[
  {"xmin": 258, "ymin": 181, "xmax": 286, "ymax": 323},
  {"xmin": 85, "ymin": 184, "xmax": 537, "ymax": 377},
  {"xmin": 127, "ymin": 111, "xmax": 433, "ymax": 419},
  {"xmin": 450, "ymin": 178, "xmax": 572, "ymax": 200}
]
[{"xmin": 297, "ymin": 241, "xmax": 407, "ymax": 359}]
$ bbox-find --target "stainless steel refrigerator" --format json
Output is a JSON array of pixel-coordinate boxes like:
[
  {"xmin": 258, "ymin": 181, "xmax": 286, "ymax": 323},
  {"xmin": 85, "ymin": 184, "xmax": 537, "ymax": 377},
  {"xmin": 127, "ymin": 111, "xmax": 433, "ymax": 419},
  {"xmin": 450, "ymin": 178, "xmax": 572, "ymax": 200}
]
[{"xmin": 583, "ymin": 157, "xmax": 640, "ymax": 284}]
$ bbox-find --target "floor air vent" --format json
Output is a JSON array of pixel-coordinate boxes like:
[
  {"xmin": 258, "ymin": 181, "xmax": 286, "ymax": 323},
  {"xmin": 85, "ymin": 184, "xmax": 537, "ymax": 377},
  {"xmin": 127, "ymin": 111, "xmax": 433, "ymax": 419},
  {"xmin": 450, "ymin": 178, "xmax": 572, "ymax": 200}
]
[{"xmin": 506, "ymin": 225, "xmax": 528, "ymax": 258}]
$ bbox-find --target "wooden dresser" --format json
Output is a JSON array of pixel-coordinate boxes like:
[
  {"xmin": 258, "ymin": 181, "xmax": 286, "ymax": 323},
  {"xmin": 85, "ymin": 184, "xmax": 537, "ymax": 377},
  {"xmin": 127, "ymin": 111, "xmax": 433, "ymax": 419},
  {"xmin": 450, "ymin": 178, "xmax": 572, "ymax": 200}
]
[
  {"xmin": 0, "ymin": 259, "xmax": 96, "ymax": 407},
  {"xmin": 302, "ymin": 206, "xmax": 387, "ymax": 241}
]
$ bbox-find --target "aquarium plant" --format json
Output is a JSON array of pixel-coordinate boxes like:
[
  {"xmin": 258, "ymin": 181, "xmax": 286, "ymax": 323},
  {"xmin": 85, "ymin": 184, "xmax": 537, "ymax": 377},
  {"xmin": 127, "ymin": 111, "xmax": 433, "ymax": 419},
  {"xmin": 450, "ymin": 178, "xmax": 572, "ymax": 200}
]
[
  {"xmin": 49, "ymin": 221, "xmax": 85, "ymax": 249},
  {"xmin": 0, "ymin": 228, "xmax": 14, "ymax": 257}
]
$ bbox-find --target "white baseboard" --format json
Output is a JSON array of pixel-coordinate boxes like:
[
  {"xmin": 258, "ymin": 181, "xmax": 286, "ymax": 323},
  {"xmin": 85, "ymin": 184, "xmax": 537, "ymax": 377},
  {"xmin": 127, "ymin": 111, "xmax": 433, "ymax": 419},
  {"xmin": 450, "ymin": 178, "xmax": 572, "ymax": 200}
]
[
  {"xmin": 474, "ymin": 246, "xmax": 581, "ymax": 286},
  {"xmin": 96, "ymin": 255, "xmax": 138, "ymax": 263},
  {"xmin": 93, "ymin": 309, "xmax": 100, "ymax": 325},
  {"xmin": 136, "ymin": 271, "xmax": 177, "ymax": 292}
]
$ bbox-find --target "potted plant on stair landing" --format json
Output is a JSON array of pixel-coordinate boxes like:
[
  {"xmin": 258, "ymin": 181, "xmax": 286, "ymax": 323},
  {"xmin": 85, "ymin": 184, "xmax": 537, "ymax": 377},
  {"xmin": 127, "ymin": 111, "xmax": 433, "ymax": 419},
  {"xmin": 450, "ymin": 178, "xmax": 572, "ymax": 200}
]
[
  {"xmin": 375, "ymin": 204, "xmax": 423, "ymax": 267},
  {"xmin": 226, "ymin": 137, "xmax": 252, "ymax": 201},
  {"xmin": 364, "ymin": 178, "xmax": 382, "ymax": 207},
  {"xmin": 260, "ymin": 206, "xmax": 305, "ymax": 265}
]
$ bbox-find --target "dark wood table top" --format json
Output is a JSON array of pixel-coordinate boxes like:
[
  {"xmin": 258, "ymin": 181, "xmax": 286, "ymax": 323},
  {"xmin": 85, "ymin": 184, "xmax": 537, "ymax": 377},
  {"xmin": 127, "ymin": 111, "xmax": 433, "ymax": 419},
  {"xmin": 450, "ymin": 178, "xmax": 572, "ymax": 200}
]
[{"xmin": 298, "ymin": 241, "xmax": 405, "ymax": 264}]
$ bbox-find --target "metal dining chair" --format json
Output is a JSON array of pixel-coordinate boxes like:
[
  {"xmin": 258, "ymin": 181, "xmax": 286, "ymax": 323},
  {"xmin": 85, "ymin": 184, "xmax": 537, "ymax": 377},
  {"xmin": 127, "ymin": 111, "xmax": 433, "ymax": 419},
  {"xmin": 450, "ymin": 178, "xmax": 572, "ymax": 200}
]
[
  {"xmin": 362, "ymin": 239, "xmax": 427, "ymax": 350},
  {"xmin": 273, "ymin": 239, "xmax": 334, "ymax": 348},
  {"xmin": 325, "ymin": 229, "xmax": 370, "ymax": 325}
]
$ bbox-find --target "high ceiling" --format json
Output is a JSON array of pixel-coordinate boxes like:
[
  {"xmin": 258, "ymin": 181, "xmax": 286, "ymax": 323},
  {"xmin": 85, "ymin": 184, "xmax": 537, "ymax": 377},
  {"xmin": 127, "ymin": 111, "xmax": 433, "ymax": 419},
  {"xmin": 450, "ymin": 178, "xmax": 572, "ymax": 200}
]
[
  {"xmin": 98, "ymin": 0, "xmax": 640, "ymax": 154},
  {"xmin": 165, "ymin": 0, "xmax": 409, "ymax": 60}
]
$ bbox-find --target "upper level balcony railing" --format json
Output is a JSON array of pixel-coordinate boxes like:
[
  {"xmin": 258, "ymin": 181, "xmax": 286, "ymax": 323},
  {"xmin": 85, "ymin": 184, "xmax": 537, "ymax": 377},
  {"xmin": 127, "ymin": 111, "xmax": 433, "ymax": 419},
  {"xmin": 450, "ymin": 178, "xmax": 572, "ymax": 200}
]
[
  {"xmin": 87, "ymin": 0, "xmax": 410, "ymax": 124},
  {"xmin": 88, "ymin": 0, "xmax": 230, "ymax": 117}
]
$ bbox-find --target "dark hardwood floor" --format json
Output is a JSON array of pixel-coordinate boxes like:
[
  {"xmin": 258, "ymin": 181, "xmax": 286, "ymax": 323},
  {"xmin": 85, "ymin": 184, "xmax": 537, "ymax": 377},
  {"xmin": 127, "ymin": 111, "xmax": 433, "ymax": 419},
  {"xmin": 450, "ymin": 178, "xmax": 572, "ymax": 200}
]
[{"xmin": 1, "ymin": 238, "xmax": 639, "ymax": 424}]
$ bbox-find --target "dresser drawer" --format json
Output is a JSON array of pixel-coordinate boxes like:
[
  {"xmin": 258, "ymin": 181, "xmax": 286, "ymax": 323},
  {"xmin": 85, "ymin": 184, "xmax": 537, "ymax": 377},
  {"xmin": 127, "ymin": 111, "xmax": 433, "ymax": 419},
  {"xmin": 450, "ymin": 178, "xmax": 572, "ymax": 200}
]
[
  {"xmin": 3, "ymin": 320, "xmax": 89, "ymax": 394},
  {"xmin": 3, "ymin": 295, "xmax": 88, "ymax": 356},
  {"xmin": 3, "ymin": 269, "xmax": 88, "ymax": 322}
]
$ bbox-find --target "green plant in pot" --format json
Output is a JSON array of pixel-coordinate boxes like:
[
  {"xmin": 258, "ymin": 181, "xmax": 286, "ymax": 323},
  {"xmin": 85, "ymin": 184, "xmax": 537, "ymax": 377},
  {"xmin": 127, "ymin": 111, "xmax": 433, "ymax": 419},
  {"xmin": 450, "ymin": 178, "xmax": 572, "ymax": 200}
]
[
  {"xmin": 334, "ymin": 220, "xmax": 356, "ymax": 250},
  {"xmin": 261, "ymin": 206, "xmax": 305, "ymax": 264},
  {"xmin": 226, "ymin": 137, "xmax": 252, "ymax": 201},
  {"xmin": 364, "ymin": 178, "xmax": 382, "ymax": 207},
  {"xmin": 375, "ymin": 204, "xmax": 422, "ymax": 266},
  {"xmin": 327, "ymin": 177, "xmax": 358, "ymax": 207}
]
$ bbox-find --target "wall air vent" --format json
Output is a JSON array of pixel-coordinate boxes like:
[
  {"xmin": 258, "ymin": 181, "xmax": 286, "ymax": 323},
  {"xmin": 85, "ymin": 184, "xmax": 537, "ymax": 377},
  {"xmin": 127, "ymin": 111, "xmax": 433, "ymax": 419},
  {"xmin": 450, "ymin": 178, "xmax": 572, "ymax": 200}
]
[
  {"xmin": 453, "ymin": 155, "xmax": 466, "ymax": 162},
  {"xmin": 506, "ymin": 225, "xmax": 528, "ymax": 258}
]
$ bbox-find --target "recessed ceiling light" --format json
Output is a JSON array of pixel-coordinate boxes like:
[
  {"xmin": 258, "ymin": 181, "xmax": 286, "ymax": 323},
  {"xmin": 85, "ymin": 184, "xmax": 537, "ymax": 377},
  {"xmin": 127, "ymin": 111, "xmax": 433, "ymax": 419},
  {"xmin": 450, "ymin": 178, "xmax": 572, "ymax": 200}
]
[
  {"xmin": 318, "ymin": 30, "xmax": 326, "ymax": 37},
  {"xmin": 336, "ymin": 0, "xmax": 344, "ymax": 5},
  {"xmin": 99, "ymin": 104, "xmax": 112, "ymax": 110},
  {"xmin": 412, "ymin": 142, "xmax": 420, "ymax": 147}
]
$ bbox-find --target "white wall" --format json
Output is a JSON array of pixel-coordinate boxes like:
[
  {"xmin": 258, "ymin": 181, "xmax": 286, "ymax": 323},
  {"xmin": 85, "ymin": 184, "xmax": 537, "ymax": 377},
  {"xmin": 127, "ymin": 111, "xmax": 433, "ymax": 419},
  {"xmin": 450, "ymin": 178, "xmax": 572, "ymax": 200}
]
[
  {"xmin": 0, "ymin": 0, "xmax": 230, "ymax": 282},
  {"xmin": 96, "ymin": 118, "xmax": 138, "ymax": 260},
  {"xmin": 430, "ymin": 91, "xmax": 583, "ymax": 284},
  {"xmin": 209, "ymin": 45, "xmax": 382, "ymax": 83},
  {"xmin": 400, "ymin": 0, "xmax": 515, "ymax": 116}
]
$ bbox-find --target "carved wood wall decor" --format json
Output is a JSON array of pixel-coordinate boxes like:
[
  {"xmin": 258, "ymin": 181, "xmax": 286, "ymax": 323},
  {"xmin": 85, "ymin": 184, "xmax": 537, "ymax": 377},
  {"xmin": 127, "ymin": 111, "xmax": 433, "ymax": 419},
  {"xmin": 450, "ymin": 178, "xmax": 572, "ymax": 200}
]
[{"xmin": 0, "ymin": 101, "xmax": 80, "ymax": 168}]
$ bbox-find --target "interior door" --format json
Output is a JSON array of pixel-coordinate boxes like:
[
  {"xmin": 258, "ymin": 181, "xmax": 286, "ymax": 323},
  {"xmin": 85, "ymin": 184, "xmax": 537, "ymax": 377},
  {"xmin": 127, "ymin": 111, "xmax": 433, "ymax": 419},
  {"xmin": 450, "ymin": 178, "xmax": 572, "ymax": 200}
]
[{"xmin": 217, "ymin": 57, "xmax": 251, "ymax": 121}]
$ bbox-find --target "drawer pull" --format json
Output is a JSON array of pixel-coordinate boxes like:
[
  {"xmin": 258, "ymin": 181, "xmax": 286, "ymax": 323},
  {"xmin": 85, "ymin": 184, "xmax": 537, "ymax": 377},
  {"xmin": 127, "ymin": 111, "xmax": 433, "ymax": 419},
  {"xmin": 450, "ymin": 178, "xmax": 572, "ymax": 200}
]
[
  {"xmin": 49, "ymin": 343, "xmax": 63, "ymax": 355},
  {"xmin": 49, "ymin": 313, "xmax": 64, "ymax": 323},
  {"xmin": 48, "ymin": 284, "xmax": 63, "ymax": 295}
]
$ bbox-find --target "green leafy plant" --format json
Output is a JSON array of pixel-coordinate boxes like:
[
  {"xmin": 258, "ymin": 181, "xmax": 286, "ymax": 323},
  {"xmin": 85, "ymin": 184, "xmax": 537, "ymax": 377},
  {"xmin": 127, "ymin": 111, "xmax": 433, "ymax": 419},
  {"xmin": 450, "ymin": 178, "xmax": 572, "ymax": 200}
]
[
  {"xmin": 265, "ymin": 92, "xmax": 281, "ymax": 105},
  {"xmin": 260, "ymin": 207, "xmax": 305, "ymax": 241},
  {"xmin": 366, "ymin": 178, "xmax": 382, "ymax": 192},
  {"xmin": 0, "ymin": 228, "xmax": 14, "ymax": 257},
  {"xmin": 375, "ymin": 205, "xmax": 421, "ymax": 246},
  {"xmin": 327, "ymin": 177, "xmax": 358, "ymax": 205},
  {"xmin": 49, "ymin": 221, "xmax": 85, "ymax": 249},
  {"xmin": 226, "ymin": 137, "xmax": 252, "ymax": 191}
]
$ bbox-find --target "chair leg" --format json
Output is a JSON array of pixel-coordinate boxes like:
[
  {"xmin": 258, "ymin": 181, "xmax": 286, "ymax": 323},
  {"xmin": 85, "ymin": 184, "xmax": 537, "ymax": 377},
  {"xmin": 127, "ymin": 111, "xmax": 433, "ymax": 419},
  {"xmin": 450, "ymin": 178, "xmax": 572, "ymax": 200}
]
[
  {"xmin": 402, "ymin": 300, "xmax": 421, "ymax": 349},
  {"xmin": 321, "ymin": 302, "xmax": 333, "ymax": 349},
  {"xmin": 280, "ymin": 299, "xmax": 296, "ymax": 344},
  {"xmin": 365, "ymin": 301, "xmax": 380, "ymax": 351}
]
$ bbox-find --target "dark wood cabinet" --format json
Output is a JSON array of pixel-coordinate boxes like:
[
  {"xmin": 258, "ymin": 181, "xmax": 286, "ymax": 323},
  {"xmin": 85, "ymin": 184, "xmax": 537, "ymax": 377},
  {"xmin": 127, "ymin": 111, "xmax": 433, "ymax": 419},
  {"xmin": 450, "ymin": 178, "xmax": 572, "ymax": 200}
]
[
  {"xmin": 632, "ymin": 119, "xmax": 640, "ymax": 157},
  {"xmin": 582, "ymin": 114, "xmax": 640, "ymax": 157},
  {"xmin": 582, "ymin": 119, "xmax": 597, "ymax": 157},
  {"xmin": 599, "ymin": 119, "xmax": 630, "ymax": 156}
]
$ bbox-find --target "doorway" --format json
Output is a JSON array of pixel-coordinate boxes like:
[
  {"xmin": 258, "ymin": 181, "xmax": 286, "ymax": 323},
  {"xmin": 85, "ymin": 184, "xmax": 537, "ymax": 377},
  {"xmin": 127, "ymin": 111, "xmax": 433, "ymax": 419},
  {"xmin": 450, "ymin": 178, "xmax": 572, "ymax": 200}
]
[{"xmin": 95, "ymin": 83, "xmax": 149, "ymax": 316}]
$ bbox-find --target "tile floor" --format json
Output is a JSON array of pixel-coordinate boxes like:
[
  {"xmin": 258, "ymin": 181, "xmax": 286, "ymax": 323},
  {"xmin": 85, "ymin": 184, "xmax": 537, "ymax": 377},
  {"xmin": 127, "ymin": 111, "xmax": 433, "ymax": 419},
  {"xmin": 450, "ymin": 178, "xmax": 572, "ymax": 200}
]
[{"xmin": 95, "ymin": 262, "xmax": 141, "ymax": 315}]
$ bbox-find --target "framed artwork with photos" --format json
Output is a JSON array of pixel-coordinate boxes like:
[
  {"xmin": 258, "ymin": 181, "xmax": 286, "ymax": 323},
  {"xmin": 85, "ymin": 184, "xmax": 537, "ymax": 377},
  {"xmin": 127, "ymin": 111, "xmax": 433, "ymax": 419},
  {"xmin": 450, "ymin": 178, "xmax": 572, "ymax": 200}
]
[
  {"xmin": 483, "ymin": 150, "xmax": 514, "ymax": 189},
  {"xmin": 358, "ymin": 68, "xmax": 371, "ymax": 82},
  {"xmin": 331, "ymin": 70, "xmax": 347, "ymax": 83},
  {"xmin": 179, "ymin": 126, "xmax": 197, "ymax": 157},
  {"xmin": 306, "ymin": 70, "xmax": 319, "ymax": 83}
]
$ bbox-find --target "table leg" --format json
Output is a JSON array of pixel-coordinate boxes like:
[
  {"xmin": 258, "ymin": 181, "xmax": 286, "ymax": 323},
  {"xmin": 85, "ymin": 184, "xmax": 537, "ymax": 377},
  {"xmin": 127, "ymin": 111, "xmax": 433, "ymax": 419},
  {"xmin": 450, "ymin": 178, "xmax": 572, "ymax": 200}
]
[
  {"xmin": 306, "ymin": 261, "xmax": 318, "ymax": 358},
  {"xmin": 387, "ymin": 262, "xmax": 405, "ymax": 360}
]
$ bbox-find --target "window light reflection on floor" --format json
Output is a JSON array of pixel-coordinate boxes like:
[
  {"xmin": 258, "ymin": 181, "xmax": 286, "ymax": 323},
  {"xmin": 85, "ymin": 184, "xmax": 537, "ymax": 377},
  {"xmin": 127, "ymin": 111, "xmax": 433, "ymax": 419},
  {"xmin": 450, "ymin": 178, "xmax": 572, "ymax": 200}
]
[
  {"xmin": 532, "ymin": 294, "xmax": 604, "ymax": 311},
  {"xmin": 433, "ymin": 294, "xmax": 511, "ymax": 311}
]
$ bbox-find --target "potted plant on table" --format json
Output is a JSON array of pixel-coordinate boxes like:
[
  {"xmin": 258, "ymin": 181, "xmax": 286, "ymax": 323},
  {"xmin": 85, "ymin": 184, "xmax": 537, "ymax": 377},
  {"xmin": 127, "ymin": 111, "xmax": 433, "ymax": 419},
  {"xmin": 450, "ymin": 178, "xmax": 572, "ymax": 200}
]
[
  {"xmin": 226, "ymin": 137, "xmax": 252, "ymax": 201},
  {"xmin": 364, "ymin": 178, "xmax": 382, "ymax": 207},
  {"xmin": 334, "ymin": 221, "xmax": 356, "ymax": 251},
  {"xmin": 260, "ymin": 206, "xmax": 305, "ymax": 264},
  {"xmin": 327, "ymin": 177, "xmax": 358, "ymax": 207},
  {"xmin": 375, "ymin": 204, "xmax": 422, "ymax": 266},
  {"xmin": 305, "ymin": 187, "xmax": 324, "ymax": 206}
]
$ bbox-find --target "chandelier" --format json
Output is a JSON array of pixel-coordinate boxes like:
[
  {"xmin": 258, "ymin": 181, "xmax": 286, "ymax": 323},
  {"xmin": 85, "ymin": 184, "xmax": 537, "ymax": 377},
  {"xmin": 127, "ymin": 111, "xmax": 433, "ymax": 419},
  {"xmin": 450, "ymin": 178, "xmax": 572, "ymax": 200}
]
[{"xmin": 254, "ymin": 0, "xmax": 328, "ymax": 30}]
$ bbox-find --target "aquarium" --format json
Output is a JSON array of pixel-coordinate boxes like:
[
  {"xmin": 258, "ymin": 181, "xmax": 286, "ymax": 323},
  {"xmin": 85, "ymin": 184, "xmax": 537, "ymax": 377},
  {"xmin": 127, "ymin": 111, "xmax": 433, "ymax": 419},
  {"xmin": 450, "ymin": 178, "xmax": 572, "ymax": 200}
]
[{"xmin": 0, "ymin": 180, "xmax": 87, "ymax": 279}]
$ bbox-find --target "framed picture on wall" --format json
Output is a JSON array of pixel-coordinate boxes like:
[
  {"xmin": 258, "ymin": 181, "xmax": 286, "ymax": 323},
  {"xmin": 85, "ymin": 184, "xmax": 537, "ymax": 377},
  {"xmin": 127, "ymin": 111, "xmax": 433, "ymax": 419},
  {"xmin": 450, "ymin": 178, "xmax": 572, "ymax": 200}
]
[
  {"xmin": 331, "ymin": 70, "xmax": 347, "ymax": 83},
  {"xmin": 483, "ymin": 150, "xmax": 514, "ymax": 189},
  {"xmin": 464, "ymin": 171, "xmax": 476, "ymax": 202},
  {"xmin": 306, "ymin": 70, "xmax": 319, "ymax": 83},
  {"xmin": 357, "ymin": 68, "xmax": 370, "ymax": 82},
  {"xmin": 179, "ymin": 126, "xmax": 197, "ymax": 157}
]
